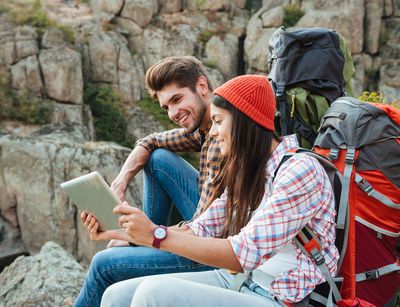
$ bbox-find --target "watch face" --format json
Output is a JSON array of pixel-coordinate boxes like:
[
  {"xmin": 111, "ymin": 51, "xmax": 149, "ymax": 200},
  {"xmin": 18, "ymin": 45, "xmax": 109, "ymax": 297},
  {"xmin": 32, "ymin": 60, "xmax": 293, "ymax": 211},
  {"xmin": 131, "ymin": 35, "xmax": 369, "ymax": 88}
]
[{"xmin": 154, "ymin": 227, "xmax": 167, "ymax": 239}]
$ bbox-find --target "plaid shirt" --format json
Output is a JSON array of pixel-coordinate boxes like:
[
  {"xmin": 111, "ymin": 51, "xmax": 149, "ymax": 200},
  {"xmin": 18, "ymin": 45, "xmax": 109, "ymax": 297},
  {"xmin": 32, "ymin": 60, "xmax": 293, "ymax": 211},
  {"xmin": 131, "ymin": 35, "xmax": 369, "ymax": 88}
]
[
  {"xmin": 136, "ymin": 123, "xmax": 220, "ymax": 218},
  {"xmin": 189, "ymin": 135, "xmax": 339, "ymax": 303}
]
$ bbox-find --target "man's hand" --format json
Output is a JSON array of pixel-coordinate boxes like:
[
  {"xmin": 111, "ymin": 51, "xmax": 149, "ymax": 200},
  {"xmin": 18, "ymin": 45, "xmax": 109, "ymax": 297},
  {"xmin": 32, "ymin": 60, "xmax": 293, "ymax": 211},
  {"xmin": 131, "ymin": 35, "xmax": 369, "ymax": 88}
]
[
  {"xmin": 114, "ymin": 203, "xmax": 157, "ymax": 247},
  {"xmin": 111, "ymin": 146, "xmax": 150, "ymax": 203}
]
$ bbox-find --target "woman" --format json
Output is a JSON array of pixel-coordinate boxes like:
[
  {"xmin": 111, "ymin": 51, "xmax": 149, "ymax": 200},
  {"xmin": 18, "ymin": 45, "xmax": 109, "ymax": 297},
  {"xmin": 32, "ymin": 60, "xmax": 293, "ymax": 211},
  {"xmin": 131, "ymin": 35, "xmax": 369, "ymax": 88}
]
[{"xmin": 83, "ymin": 75, "xmax": 338, "ymax": 307}]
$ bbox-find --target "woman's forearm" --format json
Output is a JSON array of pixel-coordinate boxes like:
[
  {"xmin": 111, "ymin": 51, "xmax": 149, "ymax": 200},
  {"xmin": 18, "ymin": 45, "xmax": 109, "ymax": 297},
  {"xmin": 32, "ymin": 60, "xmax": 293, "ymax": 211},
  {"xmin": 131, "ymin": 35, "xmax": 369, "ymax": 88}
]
[{"xmin": 160, "ymin": 230, "xmax": 243, "ymax": 272}]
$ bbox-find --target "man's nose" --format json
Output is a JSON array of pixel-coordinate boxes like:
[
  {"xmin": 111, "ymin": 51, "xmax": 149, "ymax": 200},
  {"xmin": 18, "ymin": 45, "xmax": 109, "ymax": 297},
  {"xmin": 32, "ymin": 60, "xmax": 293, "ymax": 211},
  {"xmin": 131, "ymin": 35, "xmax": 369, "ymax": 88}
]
[{"xmin": 169, "ymin": 106, "xmax": 179, "ymax": 122}]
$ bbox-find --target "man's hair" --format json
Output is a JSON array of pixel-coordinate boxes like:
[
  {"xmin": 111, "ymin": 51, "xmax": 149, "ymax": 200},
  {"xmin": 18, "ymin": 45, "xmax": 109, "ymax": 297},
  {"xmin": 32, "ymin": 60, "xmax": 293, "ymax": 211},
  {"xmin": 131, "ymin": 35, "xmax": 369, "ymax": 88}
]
[
  {"xmin": 145, "ymin": 56, "xmax": 213, "ymax": 99},
  {"xmin": 207, "ymin": 95, "xmax": 274, "ymax": 238}
]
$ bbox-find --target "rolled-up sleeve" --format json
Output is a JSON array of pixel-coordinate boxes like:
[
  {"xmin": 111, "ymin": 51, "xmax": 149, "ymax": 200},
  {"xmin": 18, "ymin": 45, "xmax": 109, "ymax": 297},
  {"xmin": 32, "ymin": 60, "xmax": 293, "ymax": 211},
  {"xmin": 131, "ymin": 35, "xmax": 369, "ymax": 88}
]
[
  {"xmin": 188, "ymin": 192, "xmax": 227, "ymax": 237},
  {"xmin": 228, "ymin": 155, "xmax": 326, "ymax": 273}
]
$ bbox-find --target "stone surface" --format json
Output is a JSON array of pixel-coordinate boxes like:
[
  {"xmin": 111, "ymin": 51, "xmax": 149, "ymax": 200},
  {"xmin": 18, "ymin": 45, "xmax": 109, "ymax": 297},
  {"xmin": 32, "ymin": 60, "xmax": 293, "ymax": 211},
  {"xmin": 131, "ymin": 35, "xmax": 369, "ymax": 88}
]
[
  {"xmin": 42, "ymin": 28, "xmax": 67, "ymax": 49},
  {"xmin": 364, "ymin": 0, "xmax": 383, "ymax": 54},
  {"xmin": 39, "ymin": 47, "xmax": 83, "ymax": 104},
  {"xmin": 121, "ymin": 0, "xmax": 158, "ymax": 28},
  {"xmin": 261, "ymin": 6, "xmax": 284, "ymax": 28},
  {"xmin": 143, "ymin": 27, "xmax": 195, "ymax": 68},
  {"xmin": 0, "ymin": 241, "xmax": 85, "ymax": 307},
  {"xmin": 0, "ymin": 133, "xmax": 141, "ymax": 264},
  {"xmin": 298, "ymin": 0, "xmax": 365, "ymax": 54},
  {"xmin": 159, "ymin": 0, "xmax": 183, "ymax": 14},
  {"xmin": 0, "ymin": 30, "xmax": 16, "ymax": 65},
  {"xmin": 15, "ymin": 26, "xmax": 39, "ymax": 61},
  {"xmin": 205, "ymin": 34, "xmax": 239, "ymax": 80},
  {"xmin": 90, "ymin": 0, "xmax": 125, "ymax": 15},
  {"xmin": 11, "ymin": 55, "xmax": 43, "ymax": 96}
]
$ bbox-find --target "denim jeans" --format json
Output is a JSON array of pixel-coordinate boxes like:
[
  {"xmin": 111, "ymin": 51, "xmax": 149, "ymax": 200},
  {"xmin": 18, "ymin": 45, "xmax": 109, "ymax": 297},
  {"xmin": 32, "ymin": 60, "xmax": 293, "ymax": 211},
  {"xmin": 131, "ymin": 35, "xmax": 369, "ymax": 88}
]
[
  {"xmin": 101, "ymin": 270, "xmax": 282, "ymax": 307},
  {"xmin": 74, "ymin": 149, "xmax": 212, "ymax": 307}
]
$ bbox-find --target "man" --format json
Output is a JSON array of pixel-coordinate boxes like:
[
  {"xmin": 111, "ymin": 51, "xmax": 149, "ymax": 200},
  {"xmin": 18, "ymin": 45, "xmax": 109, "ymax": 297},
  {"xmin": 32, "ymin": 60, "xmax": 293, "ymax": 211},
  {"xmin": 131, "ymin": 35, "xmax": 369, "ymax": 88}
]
[{"xmin": 74, "ymin": 56, "xmax": 221, "ymax": 307}]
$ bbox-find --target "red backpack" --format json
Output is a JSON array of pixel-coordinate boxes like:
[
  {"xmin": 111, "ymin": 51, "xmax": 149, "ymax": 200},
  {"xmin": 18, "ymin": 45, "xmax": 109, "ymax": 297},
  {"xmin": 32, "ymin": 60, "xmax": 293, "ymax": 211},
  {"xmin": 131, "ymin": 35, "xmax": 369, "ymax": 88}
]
[{"xmin": 310, "ymin": 97, "xmax": 400, "ymax": 306}]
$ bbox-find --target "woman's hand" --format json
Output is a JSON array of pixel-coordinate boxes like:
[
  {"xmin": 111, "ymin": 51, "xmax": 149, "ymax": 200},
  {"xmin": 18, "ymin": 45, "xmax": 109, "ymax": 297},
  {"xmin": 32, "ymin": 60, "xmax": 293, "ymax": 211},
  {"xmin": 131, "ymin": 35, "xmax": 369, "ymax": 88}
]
[
  {"xmin": 81, "ymin": 211, "xmax": 131, "ymax": 242},
  {"xmin": 114, "ymin": 202, "xmax": 157, "ymax": 247}
]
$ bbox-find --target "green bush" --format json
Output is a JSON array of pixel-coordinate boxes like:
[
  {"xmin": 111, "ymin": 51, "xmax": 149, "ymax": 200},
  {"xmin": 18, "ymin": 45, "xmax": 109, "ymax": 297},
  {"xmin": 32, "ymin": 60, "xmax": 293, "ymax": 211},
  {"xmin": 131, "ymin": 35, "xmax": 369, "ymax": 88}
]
[
  {"xmin": 359, "ymin": 91, "xmax": 384, "ymax": 103},
  {"xmin": 8, "ymin": 0, "xmax": 75, "ymax": 44},
  {"xmin": 282, "ymin": 4, "xmax": 304, "ymax": 28},
  {"xmin": 84, "ymin": 83, "xmax": 133, "ymax": 148}
]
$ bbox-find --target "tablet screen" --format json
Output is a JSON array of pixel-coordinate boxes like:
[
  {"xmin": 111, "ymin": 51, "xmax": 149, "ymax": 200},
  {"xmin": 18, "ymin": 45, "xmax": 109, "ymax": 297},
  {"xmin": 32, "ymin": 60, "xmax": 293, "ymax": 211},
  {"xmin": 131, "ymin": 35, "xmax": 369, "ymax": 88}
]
[{"xmin": 61, "ymin": 172, "xmax": 121, "ymax": 231}]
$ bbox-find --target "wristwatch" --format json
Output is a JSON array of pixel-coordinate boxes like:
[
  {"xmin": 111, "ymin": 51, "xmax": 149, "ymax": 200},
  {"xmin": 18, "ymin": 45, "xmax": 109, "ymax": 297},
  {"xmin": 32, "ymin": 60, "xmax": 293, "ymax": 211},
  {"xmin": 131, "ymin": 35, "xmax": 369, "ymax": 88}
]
[{"xmin": 152, "ymin": 225, "xmax": 168, "ymax": 249}]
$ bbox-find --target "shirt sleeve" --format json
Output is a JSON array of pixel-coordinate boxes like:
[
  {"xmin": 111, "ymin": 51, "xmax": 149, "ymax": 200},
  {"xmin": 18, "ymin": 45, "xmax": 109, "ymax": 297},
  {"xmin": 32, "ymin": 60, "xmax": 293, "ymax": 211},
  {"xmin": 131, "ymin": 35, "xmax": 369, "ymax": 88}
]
[
  {"xmin": 136, "ymin": 128, "xmax": 202, "ymax": 153},
  {"xmin": 228, "ymin": 155, "xmax": 330, "ymax": 274},
  {"xmin": 188, "ymin": 191, "xmax": 227, "ymax": 237}
]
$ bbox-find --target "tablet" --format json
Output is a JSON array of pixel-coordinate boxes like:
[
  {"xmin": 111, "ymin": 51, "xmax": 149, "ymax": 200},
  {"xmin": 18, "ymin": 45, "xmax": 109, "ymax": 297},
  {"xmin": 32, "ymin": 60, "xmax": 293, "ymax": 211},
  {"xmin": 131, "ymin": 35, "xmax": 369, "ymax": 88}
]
[{"xmin": 61, "ymin": 171, "xmax": 121, "ymax": 231}]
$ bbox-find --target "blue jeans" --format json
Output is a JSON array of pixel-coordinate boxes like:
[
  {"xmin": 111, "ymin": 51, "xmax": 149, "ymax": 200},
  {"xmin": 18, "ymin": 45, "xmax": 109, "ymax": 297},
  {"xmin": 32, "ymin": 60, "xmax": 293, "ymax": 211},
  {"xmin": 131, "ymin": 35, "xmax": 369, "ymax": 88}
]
[{"xmin": 74, "ymin": 149, "xmax": 212, "ymax": 307}]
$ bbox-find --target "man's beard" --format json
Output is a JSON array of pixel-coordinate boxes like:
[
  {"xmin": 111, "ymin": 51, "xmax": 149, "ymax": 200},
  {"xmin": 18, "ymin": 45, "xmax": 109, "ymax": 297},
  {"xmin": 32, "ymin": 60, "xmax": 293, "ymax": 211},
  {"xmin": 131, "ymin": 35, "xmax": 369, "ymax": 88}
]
[{"xmin": 185, "ymin": 95, "xmax": 207, "ymax": 133}]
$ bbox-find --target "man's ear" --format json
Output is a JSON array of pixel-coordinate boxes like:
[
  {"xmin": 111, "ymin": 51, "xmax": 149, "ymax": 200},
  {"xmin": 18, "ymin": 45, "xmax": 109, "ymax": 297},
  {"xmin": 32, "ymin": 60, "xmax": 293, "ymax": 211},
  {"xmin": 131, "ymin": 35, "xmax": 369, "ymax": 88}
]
[{"xmin": 196, "ymin": 76, "xmax": 209, "ymax": 96}]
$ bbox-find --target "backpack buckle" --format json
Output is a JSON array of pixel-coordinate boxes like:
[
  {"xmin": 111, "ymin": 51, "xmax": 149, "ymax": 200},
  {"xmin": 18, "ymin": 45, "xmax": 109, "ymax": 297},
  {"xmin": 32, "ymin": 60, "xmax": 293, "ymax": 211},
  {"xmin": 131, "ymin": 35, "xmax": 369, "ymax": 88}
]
[
  {"xmin": 328, "ymin": 148, "xmax": 339, "ymax": 161},
  {"xmin": 310, "ymin": 249, "xmax": 325, "ymax": 266},
  {"xmin": 276, "ymin": 85, "xmax": 285, "ymax": 97},
  {"xmin": 365, "ymin": 270, "xmax": 379, "ymax": 280},
  {"xmin": 355, "ymin": 175, "xmax": 373, "ymax": 196},
  {"xmin": 345, "ymin": 149, "xmax": 355, "ymax": 164}
]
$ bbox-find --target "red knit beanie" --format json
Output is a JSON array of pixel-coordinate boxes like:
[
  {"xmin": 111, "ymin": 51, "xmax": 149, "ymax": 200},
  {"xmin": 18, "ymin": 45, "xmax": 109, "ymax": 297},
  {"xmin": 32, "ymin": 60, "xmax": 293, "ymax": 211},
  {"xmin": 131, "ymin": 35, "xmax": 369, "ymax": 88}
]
[{"xmin": 214, "ymin": 75, "xmax": 275, "ymax": 131}]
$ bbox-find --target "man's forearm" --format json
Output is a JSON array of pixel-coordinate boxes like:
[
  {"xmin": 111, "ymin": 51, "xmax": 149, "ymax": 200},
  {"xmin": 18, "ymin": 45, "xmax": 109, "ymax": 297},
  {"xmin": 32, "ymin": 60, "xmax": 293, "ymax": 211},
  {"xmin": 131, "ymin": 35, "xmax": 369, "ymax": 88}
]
[
  {"xmin": 114, "ymin": 146, "xmax": 150, "ymax": 185},
  {"xmin": 160, "ymin": 230, "xmax": 243, "ymax": 272}
]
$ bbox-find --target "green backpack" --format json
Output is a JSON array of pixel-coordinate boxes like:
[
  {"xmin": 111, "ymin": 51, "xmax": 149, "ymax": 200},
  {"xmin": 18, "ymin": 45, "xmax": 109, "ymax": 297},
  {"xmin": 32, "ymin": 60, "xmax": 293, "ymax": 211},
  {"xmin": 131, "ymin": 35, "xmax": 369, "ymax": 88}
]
[{"xmin": 268, "ymin": 27, "xmax": 355, "ymax": 149}]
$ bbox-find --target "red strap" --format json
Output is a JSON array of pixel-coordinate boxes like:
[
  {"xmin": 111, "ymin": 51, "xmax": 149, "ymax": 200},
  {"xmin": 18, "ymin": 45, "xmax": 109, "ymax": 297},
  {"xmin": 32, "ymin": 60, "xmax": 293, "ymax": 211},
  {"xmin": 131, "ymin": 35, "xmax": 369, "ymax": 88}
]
[{"xmin": 303, "ymin": 238, "xmax": 321, "ymax": 254}]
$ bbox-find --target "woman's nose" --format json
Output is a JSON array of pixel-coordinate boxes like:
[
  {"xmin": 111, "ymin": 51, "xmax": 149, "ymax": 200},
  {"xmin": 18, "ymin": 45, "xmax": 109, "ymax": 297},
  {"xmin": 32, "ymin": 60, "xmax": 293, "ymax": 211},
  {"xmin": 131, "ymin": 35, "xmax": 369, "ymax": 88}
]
[{"xmin": 209, "ymin": 124, "xmax": 218, "ymax": 138}]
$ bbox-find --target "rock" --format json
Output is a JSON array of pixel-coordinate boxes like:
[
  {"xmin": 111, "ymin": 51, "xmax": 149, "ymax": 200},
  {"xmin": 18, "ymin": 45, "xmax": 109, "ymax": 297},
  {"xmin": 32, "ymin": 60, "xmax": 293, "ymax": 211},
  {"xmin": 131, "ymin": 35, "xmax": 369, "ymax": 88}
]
[
  {"xmin": 364, "ymin": 0, "xmax": 383, "ymax": 54},
  {"xmin": 143, "ymin": 27, "xmax": 195, "ymax": 68},
  {"xmin": 186, "ymin": 0, "xmax": 230, "ymax": 11},
  {"xmin": 0, "ymin": 133, "xmax": 142, "ymax": 264},
  {"xmin": 159, "ymin": 0, "xmax": 183, "ymax": 14},
  {"xmin": 262, "ymin": 0, "xmax": 290, "ymax": 10},
  {"xmin": 41, "ymin": 28, "xmax": 67, "ymax": 49},
  {"xmin": 0, "ymin": 30, "xmax": 16, "ymax": 65},
  {"xmin": 51, "ymin": 102, "xmax": 94, "ymax": 140},
  {"xmin": 298, "ymin": 0, "xmax": 365, "ymax": 54},
  {"xmin": 380, "ymin": 62, "xmax": 400, "ymax": 88},
  {"xmin": 15, "ymin": 26, "xmax": 39, "ymax": 61},
  {"xmin": 90, "ymin": 0, "xmax": 125, "ymax": 15},
  {"xmin": 383, "ymin": 0, "xmax": 394, "ymax": 16},
  {"xmin": 350, "ymin": 54, "xmax": 365, "ymax": 98},
  {"xmin": 39, "ymin": 46, "xmax": 83, "ymax": 104},
  {"xmin": 0, "ymin": 241, "xmax": 85, "ymax": 307},
  {"xmin": 11, "ymin": 55, "xmax": 43, "ymax": 96},
  {"xmin": 235, "ymin": 0, "xmax": 247, "ymax": 9},
  {"xmin": 261, "ymin": 6, "xmax": 284, "ymax": 28},
  {"xmin": 205, "ymin": 34, "xmax": 239, "ymax": 80},
  {"xmin": 88, "ymin": 31, "xmax": 119, "ymax": 83},
  {"xmin": 205, "ymin": 66, "xmax": 225, "ymax": 89},
  {"xmin": 230, "ymin": 10, "xmax": 251, "ymax": 37},
  {"xmin": 121, "ymin": 0, "xmax": 158, "ymax": 28},
  {"xmin": 380, "ymin": 18, "xmax": 400, "ymax": 63}
]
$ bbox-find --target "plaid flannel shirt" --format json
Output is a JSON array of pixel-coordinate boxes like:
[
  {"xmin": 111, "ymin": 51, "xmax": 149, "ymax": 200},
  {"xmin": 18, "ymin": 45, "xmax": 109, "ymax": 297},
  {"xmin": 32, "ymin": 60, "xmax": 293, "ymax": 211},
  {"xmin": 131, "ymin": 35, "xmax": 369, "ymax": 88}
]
[
  {"xmin": 188, "ymin": 135, "xmax": 339, "ymax": 303},
  {"xmin": 136, "ymin": 123, "xmax": 220, "ymax": 218}
]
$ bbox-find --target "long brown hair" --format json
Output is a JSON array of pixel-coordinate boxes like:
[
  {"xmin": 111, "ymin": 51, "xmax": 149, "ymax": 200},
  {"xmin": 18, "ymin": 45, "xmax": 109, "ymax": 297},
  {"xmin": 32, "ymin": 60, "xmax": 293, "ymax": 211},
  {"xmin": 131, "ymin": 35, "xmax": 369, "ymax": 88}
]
[{"xmin": 208, "ymin": 95, "xmax": 274, "ymax": 238}]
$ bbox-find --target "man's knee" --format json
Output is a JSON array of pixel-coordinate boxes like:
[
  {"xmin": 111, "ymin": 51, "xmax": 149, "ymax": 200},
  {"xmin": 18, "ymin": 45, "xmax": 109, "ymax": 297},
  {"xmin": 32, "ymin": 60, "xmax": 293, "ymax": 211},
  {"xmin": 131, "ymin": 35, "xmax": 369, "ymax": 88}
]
[{"xmin": 145, "ymin": 149, "xmax": 175, "ymax": 173}]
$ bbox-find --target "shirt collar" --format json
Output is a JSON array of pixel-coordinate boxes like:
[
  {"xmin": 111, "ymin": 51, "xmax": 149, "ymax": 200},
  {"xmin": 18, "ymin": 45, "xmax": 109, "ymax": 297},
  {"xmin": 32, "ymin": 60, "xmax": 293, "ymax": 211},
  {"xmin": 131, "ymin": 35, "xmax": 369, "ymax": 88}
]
[{"xmin": 266, "ymin": 134, "xmax": 299, "ymax": 178}]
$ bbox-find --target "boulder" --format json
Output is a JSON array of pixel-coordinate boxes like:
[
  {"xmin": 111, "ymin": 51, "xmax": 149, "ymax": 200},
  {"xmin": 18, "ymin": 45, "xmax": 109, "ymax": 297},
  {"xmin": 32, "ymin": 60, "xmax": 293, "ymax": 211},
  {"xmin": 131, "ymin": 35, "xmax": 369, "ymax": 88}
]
[
  {"xmin": 0, "ymin": 133, "xmax": 142, "ymax": 264},
  {"xmin": 260, "ymin": 6, "xmax": 284, "ymax": 28},
  {"xmin": 205, "ymin": 34, "xmax": 239, "ymax": 80},
  {"xmin": 121, "ymin": 0, "xmax": 158, "ymax": 28},
  {"xmin": 380, "ymin": 18, "xmax": 400, "ymax": 64},
  {"xmin": 11, "ymin": 55, "xmax": 43, "ymax": 96},
  {"xmin": 0, "ymin": 30, "xmax": 16, "ymax": 65},
  {"xmin": 206, "ymin": 66, "xmax": 225, "ymax": 89},
  {"xmin": 143, "ymin": 27, "xmax": 195, "ymax": 68},
  {"xmin": 159, "ymin": 0, "xmax": 183, "ymax": 14},
  {"xmin": 15, "ymin": 26, "xmax": 39, "ymax": 61},
  {"xmin": 298, "ymin": 0, "xmax": 365, "ymax": 54},
  {"xmin": 88, "ymin": 31, "xmax": 120, "ymax": 84},
  {"xmin": 39, "ymin": 47, "xmax": 83, "ymax": 104},
  {"xmin": 42, "ymin": 28, "xmax": 67, "ymax": 49},
  {"xmin": 0, "ymin": 241, "xmax": 85, "ymax": 307},
  {"xmin": 90, "ymin": 0, "xmax": 125, "ymax": 15},
  {"xmin": 364, "ymin": 0, "xmax": 383, "ymax": 54},
  {"xmin": 186, "ymin": 0, "xmax": 230, "ymax": 11},
  {"xmin": 261, "ymin": 0, "xmax": 290, "ymax": 10},
  {"xmin": 379, "ymin": 62, "xmax": 400, "ymax": 102}
]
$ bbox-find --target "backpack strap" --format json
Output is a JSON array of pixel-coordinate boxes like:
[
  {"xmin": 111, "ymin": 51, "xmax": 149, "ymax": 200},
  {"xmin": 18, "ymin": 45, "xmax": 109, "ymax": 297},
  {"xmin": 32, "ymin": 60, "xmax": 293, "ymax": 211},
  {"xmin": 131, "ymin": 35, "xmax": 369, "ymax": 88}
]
[
  {"xmin": 294, "ymin": 226, "xmax": 342, "ymax": 305},
  {"xmin": 276, "ymin": 83, "xmax": 288, "ymax": 136},
  {"xmin": 355, "ymin": 262, "xmax": 400, "ymax": 282},
  {"xmin": 337, "ymin": 147, "xmax": 356, "ymax": 229},
  {"xmin": 354, "ymin": 173, "xmax": 400, "ymax": 209}
]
